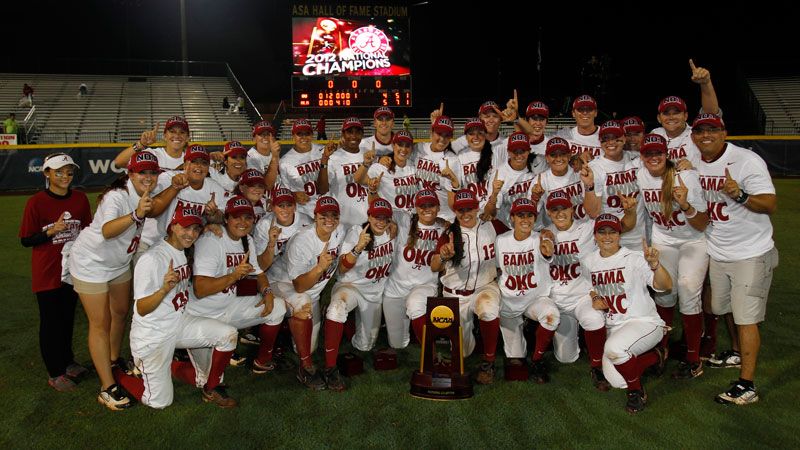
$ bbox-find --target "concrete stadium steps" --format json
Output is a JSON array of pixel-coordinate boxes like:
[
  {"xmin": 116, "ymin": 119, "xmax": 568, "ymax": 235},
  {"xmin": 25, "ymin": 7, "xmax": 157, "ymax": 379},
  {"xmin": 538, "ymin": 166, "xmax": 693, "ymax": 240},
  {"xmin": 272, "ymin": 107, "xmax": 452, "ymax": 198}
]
[{"xmin": 747, "ymin": 77, "xmax": 800, "ymax": 134}]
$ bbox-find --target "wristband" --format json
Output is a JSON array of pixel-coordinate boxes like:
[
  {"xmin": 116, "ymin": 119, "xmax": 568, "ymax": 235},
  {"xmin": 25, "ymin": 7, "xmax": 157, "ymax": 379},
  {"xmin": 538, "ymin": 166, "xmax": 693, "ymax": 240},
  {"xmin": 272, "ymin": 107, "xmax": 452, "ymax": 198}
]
[
  {"xmin": 133, "ymin": 142, "xmax": 144, "ymax": 152},
  {"xmin": 649, "ymin": 262, "xmax": 660, "ymax": 271},
  {"xmin": 684, "ymin": 207, "xmax": 697, "ymax": 219},
  {"xmin": 680, "ymin": 204, "xmax": 690, "ymax": 212},
  {"xmin": 320, "ymin": 162, "xmax": 328, "ymax": 169},
  {"xmin": 585, "ymin": 184, "xmax": 595, "ymax": 192},
  {"xmin": 734, "ymin": 190, "xmax": 749, "ymax": 204},
  {"xmin": 131, "ymin": 210, "xmax": 144, "ymax": 224},
  {"xmin": 351, "ymin": 247, "xmax": 363, "ymax": 257},
  {"xmin": 261, "ymin": 286, "xmax": 272, "ymax": 296}
]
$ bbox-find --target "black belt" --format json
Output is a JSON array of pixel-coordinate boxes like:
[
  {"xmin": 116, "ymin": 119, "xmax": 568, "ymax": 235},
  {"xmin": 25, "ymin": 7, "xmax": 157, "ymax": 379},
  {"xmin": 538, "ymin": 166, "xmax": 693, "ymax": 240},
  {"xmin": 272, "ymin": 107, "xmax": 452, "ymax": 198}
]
[{"xmin": 443, "ymin": 287, "xmax": 474, "ymax": 296}]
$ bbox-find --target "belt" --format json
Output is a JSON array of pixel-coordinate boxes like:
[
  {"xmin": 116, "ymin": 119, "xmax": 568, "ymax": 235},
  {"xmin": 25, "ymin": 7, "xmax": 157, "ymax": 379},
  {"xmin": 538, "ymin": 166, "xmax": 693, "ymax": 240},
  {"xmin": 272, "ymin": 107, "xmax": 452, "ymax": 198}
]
[{"xmin": 443, "ymin": 287, "xmax": 474, "ymax": 296}]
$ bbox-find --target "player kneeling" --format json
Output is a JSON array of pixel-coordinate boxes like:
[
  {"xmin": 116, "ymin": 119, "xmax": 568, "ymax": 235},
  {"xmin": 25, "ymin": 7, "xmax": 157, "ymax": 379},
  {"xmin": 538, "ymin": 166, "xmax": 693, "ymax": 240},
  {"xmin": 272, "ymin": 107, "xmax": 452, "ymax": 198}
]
[
  {"xmin": 186, "ymin": 196, "xmax": 287, "ymax": 397},
  {"xmin": 496, "ymin": 199, "xmax": 558, "ymax": 383},
  {"xmin": 116, "ymin": 208, "xmax": 239, "ymax": 409}
]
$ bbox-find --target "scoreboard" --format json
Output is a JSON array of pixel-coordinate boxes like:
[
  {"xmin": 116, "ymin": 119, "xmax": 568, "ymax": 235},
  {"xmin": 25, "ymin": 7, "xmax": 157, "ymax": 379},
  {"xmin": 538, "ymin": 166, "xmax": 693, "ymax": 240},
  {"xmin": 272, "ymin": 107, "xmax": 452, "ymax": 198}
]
[{"xmin": 292, "ymin": 75, "xmax": 411, "ymax": 108}]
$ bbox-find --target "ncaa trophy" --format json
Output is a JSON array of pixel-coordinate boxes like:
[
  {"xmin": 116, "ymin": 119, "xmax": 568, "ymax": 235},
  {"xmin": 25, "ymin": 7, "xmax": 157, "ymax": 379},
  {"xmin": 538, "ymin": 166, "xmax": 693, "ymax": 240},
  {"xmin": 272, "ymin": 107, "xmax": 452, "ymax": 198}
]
[{"xmin": 410, "ymin": 297, "xmax": 473, "ymax": 399}]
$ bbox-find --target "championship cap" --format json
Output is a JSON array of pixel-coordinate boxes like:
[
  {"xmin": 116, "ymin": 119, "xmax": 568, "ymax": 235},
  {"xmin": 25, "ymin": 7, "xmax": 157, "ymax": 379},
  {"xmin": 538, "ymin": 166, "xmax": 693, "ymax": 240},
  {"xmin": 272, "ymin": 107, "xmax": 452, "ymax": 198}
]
[
  {"xmin": 393, "ymin": 130, "xmax": 413, "ymax": 144},
  {"xmin": 510, "ymin": 198, "xmax": 537, "ymax": 215},
  {"xmin": 508, "ymin": 132, "xmax": 531, "ymax": 152},
  {"xmin": 238, "ymin": 168, "xmax": 266, "ymax": 187},
  {"xmin": 640, "ymin": 134, "xmax": 668, "ymax": 154},
  {"xmin": 271, "ymin": 187, "xmax": 295, "ymax": 205},
  {"xmin": 431, "ymin": 116, "xmax": 454, "ymax": 136},
  {"xmin": 415, "ymin": 189, "xmax": 439, "ymax": 207},
  {"xmin": 170, "ymin": 206, "xmax": 203, "ymax": 228},
  {"xmin": 479, "ymin": 101, "xmax": 500, "ymax": 116},
  {"xmin": 692, "ymin": 113, "xmax": 725, "ymax": 129},
  {"xmin": 127, "ymin": 151, "xmax": 161, "ymax": 173},
  {"xmin": 526, "ymin": 101, "xmax": 550, "ymax": 118},
  {"xmin": 622, "ymin": 116, "xmax": 645, "ymax": 134},
  {"xmin": 368, "ymin": 198, "xmax": 393, "ymax": 218},
  {"xmin": 594, "ymin": 213, "xmax": 622, "ymax": 233},
  {"xmin": 223, "ymin": 141, "xmax": 247, "ymax": 158},
  {"xmin": 252, "ymin": 120, "xmax": 275, "ymax": 136},
  {"xmin": 658, "ymin": 96, "xmax": 688, "ymax": 113},
  {"xmin": 546, "ymin": 191, "xmax": 572, "ymax": 210},
  {"xmin": 291, "ymin": 118, "xmax": 313, "ymax": 134},
  {"xmin": 314, "ymin": 196, "xmax": 340, "ymax": 215},
  {"xmin": 572, "ymin": 95, "xmax": 597, "ymax": 110},
  {"xmin": 452, "ymin": 189, "xmax": 479, "ymax": 211},
  {"xmin": 341, "ymin": 117, "xmax": 364, "ymax": 132},
  {"xmin": 545, "ymin": 137, "xmax": 570, "ymax": 155},
  {"xmin": 464, "ymin": 117, "xmax": 487, "ymax": 134},
  {"xmin": 374, "ymin": 106, "xmax": 394, "ymax": 120},
  {"xmin": 184, "ymin": 144, "xmax": 210, "ymax": 163},
  {"xmin": 165, "ymin": 116, "xmax": 189, "ymax": 133},
  {"xmin": 225, "ymin": 195, "xmax": 255, "ymax": 218},
  {"xmin": 599, "ymin": 120, "xmax": 624, "ymax": 139},
  {"xmin": 43, "ymin": 153, "xmax": 78, "ymax": 171}
]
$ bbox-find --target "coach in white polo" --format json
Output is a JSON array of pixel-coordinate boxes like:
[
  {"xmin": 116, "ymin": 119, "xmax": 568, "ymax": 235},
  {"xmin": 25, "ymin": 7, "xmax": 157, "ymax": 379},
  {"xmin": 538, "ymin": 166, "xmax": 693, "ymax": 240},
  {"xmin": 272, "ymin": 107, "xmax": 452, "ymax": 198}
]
[{"xmin": 693, "ymin": 113, "xmax": 778, "ymax": 406}]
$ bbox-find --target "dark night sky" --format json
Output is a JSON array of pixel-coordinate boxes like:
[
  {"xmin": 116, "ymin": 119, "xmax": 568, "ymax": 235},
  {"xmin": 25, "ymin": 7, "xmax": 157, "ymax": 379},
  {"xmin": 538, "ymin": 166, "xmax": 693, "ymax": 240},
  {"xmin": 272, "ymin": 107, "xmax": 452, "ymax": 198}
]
[{"xmin": 2, "ymin": 0, "xmax": 796, "ymax": 132}]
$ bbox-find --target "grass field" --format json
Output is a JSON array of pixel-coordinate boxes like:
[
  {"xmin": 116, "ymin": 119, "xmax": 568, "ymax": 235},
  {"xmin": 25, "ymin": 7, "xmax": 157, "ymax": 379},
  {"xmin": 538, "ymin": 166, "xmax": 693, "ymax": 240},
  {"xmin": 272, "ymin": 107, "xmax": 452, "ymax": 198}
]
[{"xmin": 2, "ymin": 180, "xmax": 800, "ymax": 449}]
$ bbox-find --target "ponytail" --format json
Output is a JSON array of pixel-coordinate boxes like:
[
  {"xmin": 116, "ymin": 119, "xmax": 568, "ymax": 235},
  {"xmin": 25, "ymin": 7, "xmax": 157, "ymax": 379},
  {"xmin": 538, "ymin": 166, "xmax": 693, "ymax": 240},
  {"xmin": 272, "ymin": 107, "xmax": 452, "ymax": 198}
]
[
  {"xmin": 97, "ymin": 173, "xmax": 130, "ymax": 205},
  {"xmin": 448, "ymin": 220, "xmax": 464, "ymax": 268},
  {"xmin": 476, "ymin": 141, "xmax": 492, "ymax": 184},
  {"xmin": 406, "ymin": 213, "xmax": 420, "ymax": 250},
  {"xmin": 660, "ymin": 159, "xmax": 677, "ymax": 217}
]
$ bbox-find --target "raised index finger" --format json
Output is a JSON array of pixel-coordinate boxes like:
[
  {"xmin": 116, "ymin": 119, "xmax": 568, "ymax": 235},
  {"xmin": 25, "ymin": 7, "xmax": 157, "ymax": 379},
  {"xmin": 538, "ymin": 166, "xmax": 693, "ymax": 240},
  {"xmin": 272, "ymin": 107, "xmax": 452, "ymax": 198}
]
[
  {"xmin": 642, "ymin": 237, "xmax": 649, "ymax": 253},
  {"xmin": 689, "ymin": 59, "xmax": 697, "ymax": 71},
  {"xmin": 677, "ymin": 174, "xmax": 686, "ymax": 187},
  {"xmin": 513, "ymin": 89, "xmax": 518, "ymax": 104},
  {"xmin": 724, "ymin": 167, "xmax": 733, "ymax": 180},
  {"xmin": 152, "ymin": 122, "xmax": 160, "ymax": 133},
  {"xmin": 320, "ymin": 240, "xmax": 330, "ymax": 255},
  {"xmin": 168, "ymin": 259, "xmax": 174, "ymax": 272}
]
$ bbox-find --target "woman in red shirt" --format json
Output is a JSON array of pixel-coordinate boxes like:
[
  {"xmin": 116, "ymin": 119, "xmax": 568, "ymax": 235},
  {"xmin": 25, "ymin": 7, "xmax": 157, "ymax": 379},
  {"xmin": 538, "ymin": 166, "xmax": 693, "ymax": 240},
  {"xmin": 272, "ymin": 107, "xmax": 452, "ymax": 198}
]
[{"xmin": 19, "ymin": 153, "xmax": 92, "ymax": 391}]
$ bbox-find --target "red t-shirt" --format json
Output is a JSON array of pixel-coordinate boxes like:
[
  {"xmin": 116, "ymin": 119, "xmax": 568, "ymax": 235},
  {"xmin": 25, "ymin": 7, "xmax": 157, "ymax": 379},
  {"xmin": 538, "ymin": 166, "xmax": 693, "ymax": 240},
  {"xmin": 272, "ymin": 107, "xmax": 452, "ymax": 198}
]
[{"xmin": 19, "ymin": 190, "xmax": 92, "ymax": 292}]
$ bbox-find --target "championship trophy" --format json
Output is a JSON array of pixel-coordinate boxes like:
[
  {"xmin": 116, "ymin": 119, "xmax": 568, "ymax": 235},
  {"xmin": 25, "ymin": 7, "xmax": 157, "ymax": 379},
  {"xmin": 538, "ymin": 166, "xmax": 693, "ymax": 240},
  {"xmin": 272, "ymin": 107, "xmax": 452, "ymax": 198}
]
[{"xmin": 410, "ymin": 297, "xmax": 473, "ymax": 399}]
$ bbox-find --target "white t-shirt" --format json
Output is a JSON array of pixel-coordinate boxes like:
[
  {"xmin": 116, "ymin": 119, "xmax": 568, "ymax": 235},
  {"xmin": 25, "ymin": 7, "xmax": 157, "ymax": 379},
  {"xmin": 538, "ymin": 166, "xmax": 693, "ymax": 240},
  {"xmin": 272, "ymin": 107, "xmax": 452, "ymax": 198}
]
[
  {"xmin": 458, "ymin": 149, "xmax": 493, "ymax": 209},
  {"xmin": 186, "ymin": 231, "xmax": 263, "ymax": 318},
  {"xmin": 253, "ymin": 211, "xmax": 312, "ymax": 281},
  {"xmin": 557, "ymin": 126, "xmax": 603, "ymax": 159},
  {"xmin": 638, "ymin": 168, "xmax": 706, "ymax": 247},
  {"xmin": 327, "ymin": 148, "xmax": 369, "ymax": 227},
  {"xmin": 495, "ymin": 231, "xmax": 553, "ymax": 311},
  {"xmin": 412, "ymin": 143, "xmax": 462, "ymax": 222},
  {"xmin": 588, "ymin": 156, "xmax": 646, "ymax": 248},
  {"xmin": 131, "ymin": 240, "xmax": 192, "ymax": 351},
  {"xmin": 69, "ymin": 182, "xmax": 143, "ymax": 282},
  {"xmin": 336, "ymin": 225, "xmax": 395, "ymax": 298},
  {"xmin": 536, "ymin": 168, "xmax": 590, "ymax": 227},
  {"xmin": 360, "ymin": 135, "xmax": 394, "ymax": 157},
  {"xmin": 651, "ymin": 126, "xmax": 701, "ymax": 167},
  {"xmin": 491, "ymin": 162, "xmax": 538, "ymax": 226},
  {"xmin": 367, "ymin": 162, "xmax": 419, "ymax": 216},
  {"xmin": 133, "ymin": 148, "xmax": 184, "ymax": 248},
  {"xmin": 246, "ymin": 147, "xmax": 274, "ymax": 174},
  {"xmin": 283, "ymin": 224, "xmax": 347, "ymax": 300},
  {"xmin": 146, "ymin": 146, "xmax": 185, "ymax": 171},
  {"xmin": 696, "ymin": 143, "xmax": 775, "ymax": 261},
  {"xmin": 209, "ymin": 167, "xmax": 239, "ymax": 198},
  {"xmin": 546, "ymin": 220, "xmax": 596, "ymax": 308},
  {"xmin": 279, "ymin": 144, "xmax": 325, "ymax": 218},
  {"xmin": 436, "ymin": 220, "xmax": 506, "ymax": 292},
  {"xmin": 149, "ymin": 175, "xmax": 226, "ymax": 246},
  {"xmin": 581, "ymin": 247, "xmax": 665, "ymax": 329},
  {"xmin": 452, "ymin": 133, "xmax": 508, "ymax": 169},
  {"xmin": 384, "ymin": 214, "xmax": 446, "ymax": 298}
]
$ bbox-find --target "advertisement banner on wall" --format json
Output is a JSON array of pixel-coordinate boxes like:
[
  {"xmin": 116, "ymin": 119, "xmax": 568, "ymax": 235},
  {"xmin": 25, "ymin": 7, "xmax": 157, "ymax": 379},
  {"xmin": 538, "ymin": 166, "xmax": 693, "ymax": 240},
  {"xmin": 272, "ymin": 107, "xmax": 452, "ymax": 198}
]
[{"xmin": 0, "ymin": 134, "xmax": 18, "ymax": 145}]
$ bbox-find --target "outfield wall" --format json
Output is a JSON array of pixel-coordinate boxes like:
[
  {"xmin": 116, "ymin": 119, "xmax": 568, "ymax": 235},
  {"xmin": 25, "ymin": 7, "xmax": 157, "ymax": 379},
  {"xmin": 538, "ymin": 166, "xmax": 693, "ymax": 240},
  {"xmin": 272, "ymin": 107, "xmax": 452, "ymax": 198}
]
[{"xmin": 0, "ymin": 137, "xmax": 798, "ymax": 191}]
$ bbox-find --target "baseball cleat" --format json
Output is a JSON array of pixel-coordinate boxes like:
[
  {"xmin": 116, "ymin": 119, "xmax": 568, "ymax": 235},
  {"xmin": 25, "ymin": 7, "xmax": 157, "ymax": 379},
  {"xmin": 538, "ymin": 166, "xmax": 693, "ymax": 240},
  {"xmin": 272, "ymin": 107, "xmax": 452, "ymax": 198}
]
[
  {"xmin": 475, "ymin": 361, "xmax": 496, "ymax": 385},
  {"xmin": 323, "ymin": 366, "xmax": 346, "ymax": 392},
  {"xmin": 707, "ymin": 350, "xmax": 741, "ymax": 369},
  {"xmin": 529, "ymin": 360, "xmax": 550, "ymax": 384},
  {"xmin": 228, "ymin": 352, "xmax": 248, "ymax": 367},
  {"xmin": 202, "ymin": 385, "xmax": 238, "ymax": 408},
  {"xmin": 48, "ymin": 375, "xmax": 77, "ymax": 392},
  {"xmin": 648, "ymin": 347, "xmax": 667, "ymax": 377},
  {"xmin": 111, "ymin": 357, "xmax": 140, "ymax": 377},
  {"xmin": 672, "ymin": 361, "xmax": 704, "ymax": 380},
  {"xmin": 625, "ymin": 389, "xmax": 647, "ymax": 414},
  {"xmin": 591, "ymin": 367, "xmax": 611, "ymax": 392},
  {"xmin": 296, "ymin": 365, "xmax": 326, "ymax": 391},
  {"xmin": 97, "ymin": 384, "xmax": 133, "ymax": 411},
  {"xmin": 251, "ymin": 359, "xmax": 277, "ymax": 375},
  {"xmin": 715, "ymin": 381, "xmax": 758, "ymax": 405},
  {"xmin": 239, "ymin": 330, "xmax": 261, "ymax": 346}
]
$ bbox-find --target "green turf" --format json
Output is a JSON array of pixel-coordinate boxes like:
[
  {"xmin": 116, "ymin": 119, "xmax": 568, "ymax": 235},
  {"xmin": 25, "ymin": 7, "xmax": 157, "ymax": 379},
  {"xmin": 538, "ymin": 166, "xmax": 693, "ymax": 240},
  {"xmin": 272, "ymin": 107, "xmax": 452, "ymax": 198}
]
[{"xmin": 2, "ymin": 181, "xmax": 800, "ymax": 448}]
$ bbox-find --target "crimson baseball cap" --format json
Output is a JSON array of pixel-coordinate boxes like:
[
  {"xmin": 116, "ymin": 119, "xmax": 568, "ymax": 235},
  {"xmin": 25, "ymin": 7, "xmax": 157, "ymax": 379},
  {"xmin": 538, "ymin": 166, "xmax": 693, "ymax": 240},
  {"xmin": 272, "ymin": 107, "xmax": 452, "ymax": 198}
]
[
  {"xmin": 479, "ymin": 101, "xmax": 500, "ymax": 116},
  {"xmin": 170, "ymin": 206, "xmax": 203, "ymax": 228},
  {"xmin": 314, "ymin": 196, "xmax": 340, "ymax": 215},
  {"xmin": 508, "ymin": 132, "xmax": 531, "ymax": 152},
  {"xmin": 415, "ymin": 189, "xmax": 439, "ymax": 207},
  {"xmin": 572, "ymin": 95, "xmax": 597, "ymax": 110},
  {"xmin": 545, "ymin": 137, "xmax": 570, "ymax": 156},
  {"xmin": 368, "ymin": 198, "xmax": 393, "ymax": 218},
  {"xmin": 165, "ymin": 116, "xmax": 189, "ymax": 133},
  {"xmin": 510, "ymin": 198, "xmax": 537, "ymax": 216},
  {"xmin": 622, "ymin": 116, "xmax": 645, "ymax": 134},
  {"xmin": 225, "ymin": 195, "xmax": 255, "ymax": 218},
  {"xmin": 658, "ymin": 96, "xmax": 688, "ymax": 113},
  {"xmin": 291, "ymin": 119, "xmax": 313, "ymax": 134},
  {"xmin": 546, "ymin": 191, "xmax": 573, "ymax": 210},
  {"xmin": 239, "ymin": 168, "xmax": 266, "ymax": 187},
  {"xmin": 692, "ymin": 113, "xmax": 725, "ymax": 129},
  {"xmin": 453, "ymin": 189, "xmax": 479, "ymax": 211},
  {"xmin": 525, "ymin": 101, "xmax": 550, "ymax": 118},
  {"xmin": 594, "ymin": 213, "xmax": 621, "ymax": 233},
  {"xmin": 223, "ymin": 141, "xmax": 247, "ymax": 158},
  {"xmin": 127, "ymin": 151, "xmax": 161, "ymax": 173},
  {"xmin": 599, "ymin": 120, "xmax": 624, "ymax": 139},
  {"xmin": 464, "ymin": 117, "xmax": 487, "ymax": 134},
  {"xmin": 640, "ymin": 134, "xmax": 668, "ymax": 154},
  {"xmin": 271, "ymin": 187, "xmax": 295, "ymax": 205},
  {"xmin": 393, "ymin": 130, "xmax": 413, "ymax": 144},
  {"xmin": 342, "ymin": 117, "xmax": 364, "ymax": 132},
  {"xmin": 431, "ymin": 116, "xmax": 454, "ymax": 136},
  {"xmin": 184, "ymin": 144, "xmax": 210, "ymax": 163},
  {"xmin": 374, "ymin": 106, "xmax": 394, "ymax": 120},
  {"xmin": 252, "ymin": 120, "xmax": 275, "ymax": 136}
]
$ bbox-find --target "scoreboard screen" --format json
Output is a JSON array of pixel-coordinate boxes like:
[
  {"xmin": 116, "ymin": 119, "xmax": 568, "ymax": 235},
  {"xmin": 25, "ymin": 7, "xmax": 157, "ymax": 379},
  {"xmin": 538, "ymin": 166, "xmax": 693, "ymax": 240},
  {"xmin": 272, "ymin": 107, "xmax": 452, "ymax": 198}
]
[{"xmin": 290, "ymin": 4, "xmax": 411, "ymax": 108}]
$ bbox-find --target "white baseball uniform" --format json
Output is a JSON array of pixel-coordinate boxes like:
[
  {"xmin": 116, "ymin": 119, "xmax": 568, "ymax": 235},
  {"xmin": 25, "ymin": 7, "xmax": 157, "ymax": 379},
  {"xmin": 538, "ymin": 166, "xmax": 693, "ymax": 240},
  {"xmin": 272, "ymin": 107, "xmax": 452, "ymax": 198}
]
[
  {"xmin": 130, "ymin": 240, "xmax": 237, "ymax": 408},
  {"xmin": 588, "ymin": 156, "xmax": 646, "ymax": 249},
  {"xmin": 252, "ymin": 211, "xmax": 312, "ymax": 279},
  {"xmin": 495, "ymin": 231, "xmax": 557, "ymax": 358},
  {"xmin": 360, "ymin": 135, "xmax": 394, "ymax": 157},
  {"xmin": 412, "ymin": 143, "xmax": 462, "ymax": 222},
  {"xmin": 490, "ymin": 162, "xmax": 539, "ymax": 226},
  {"xmin": 279, "ymin": 144, "xmax": 326, "ymax": 218},
  {"xmin": 651, "ymin": 126, "xmax": 701, "ymax": 167},
  {"xmin": 327, "ymin": 226, "xmax": 395, "ymax": 351},
  {"xmin": 367, "ymin": 162, "xmax": 419, "ymax": 216},
  {"xmin": 326, "ymin": 148, "xmax": 369, "ymax": 227},
  {"xmin": 557, "ymin": 126, "xmax": 603, "ymax": 159},
  {"xmin": 149, "ymin": 174, "xmax": 227, "ymax": 247}
]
